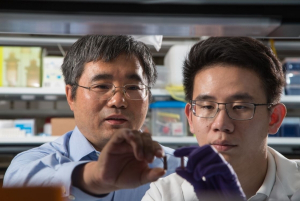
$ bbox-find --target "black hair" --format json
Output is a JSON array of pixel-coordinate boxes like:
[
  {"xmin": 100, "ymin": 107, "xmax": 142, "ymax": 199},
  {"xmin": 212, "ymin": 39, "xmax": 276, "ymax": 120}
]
[
  {"xmin": 183, "ymin": 37, "xmax": 284, "ymax": 104},
  {"xmin": 61, "ymin": 35, "xmax": 157, "ymax": 100}
]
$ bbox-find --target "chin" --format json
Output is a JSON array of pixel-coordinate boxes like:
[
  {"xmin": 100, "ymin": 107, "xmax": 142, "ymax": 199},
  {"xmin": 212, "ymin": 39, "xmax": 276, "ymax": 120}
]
[{"xmin": 220, "ymin": 153, "xmax": 231, "ymax": 162}]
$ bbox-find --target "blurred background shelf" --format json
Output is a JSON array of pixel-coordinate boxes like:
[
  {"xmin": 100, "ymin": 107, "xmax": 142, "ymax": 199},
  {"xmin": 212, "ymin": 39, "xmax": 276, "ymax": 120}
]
[
  {"xmin": 0, "ymin": 110, "xmax": 73, "ymax": 118},
  {"xmin": 1, "ymin": 135, "xmax": 300, "ymax": 146},
  {"xmin": 0, "ymin": 87, "xmax": 300, "ymax": 102},
  {"xmin": 0, "ymin": 87, "xmax": 171, "ymax": 100},
  {"xmin": 280, "ymin": 95, "xmax": 300, "ymax": 105}
]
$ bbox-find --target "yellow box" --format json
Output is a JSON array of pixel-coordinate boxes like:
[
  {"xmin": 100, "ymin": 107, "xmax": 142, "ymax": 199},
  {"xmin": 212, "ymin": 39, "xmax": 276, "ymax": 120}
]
[
  {"xmin": 1, "ymin": 46, "xmax": 42, "ymax": 87},
  {"xmin": 0, "ymin": 47, "xmax": 3, "ymax": 86}
]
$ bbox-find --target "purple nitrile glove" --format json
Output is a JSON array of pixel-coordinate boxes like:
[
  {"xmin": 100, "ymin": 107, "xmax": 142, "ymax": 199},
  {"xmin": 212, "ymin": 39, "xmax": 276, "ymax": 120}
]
[{"xmin": 174, "ymin": 145, "xmax": 246, "ymax": 201}]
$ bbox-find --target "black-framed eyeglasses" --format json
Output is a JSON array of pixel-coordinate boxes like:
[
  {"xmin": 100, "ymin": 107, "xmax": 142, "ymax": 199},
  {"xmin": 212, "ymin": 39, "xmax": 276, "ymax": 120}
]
[
  {"xmin": 74, "ymin": 82, "xmax": 151, "ymax": 100},
  {"xmin": 190, "ymin": 100, "xmax": 273, "ymax": 121}
]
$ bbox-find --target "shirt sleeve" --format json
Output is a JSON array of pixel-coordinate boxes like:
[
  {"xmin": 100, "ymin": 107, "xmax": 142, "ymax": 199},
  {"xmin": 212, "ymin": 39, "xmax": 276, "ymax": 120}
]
[{"xmin": 3, "ymin": 147, "xmax": 109, "ymax": 201}]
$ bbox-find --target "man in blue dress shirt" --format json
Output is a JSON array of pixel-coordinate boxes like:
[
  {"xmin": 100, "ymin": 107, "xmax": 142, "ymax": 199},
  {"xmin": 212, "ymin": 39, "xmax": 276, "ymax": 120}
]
[{"xmin": 3, "ymin": 35, "xmax": 181, "ymax": 201}]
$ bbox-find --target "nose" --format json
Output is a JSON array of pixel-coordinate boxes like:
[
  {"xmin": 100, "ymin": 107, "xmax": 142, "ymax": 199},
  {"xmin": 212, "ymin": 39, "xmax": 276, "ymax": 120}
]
[
  {"xmin": 106, "ymin": 88, "xmax": 128, "ymax": 109},
  {"xmin": 211, "ymin": 104, "xmax": 234, "ymax": 133}
]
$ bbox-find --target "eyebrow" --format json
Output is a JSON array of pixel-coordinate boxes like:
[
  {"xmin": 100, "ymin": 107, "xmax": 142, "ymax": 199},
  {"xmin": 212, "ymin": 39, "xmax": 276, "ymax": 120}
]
[
  {"xmin": 230, "ymin": 93, "xmax": 254, "ymax": 101},
  {"xmin": 194, "ymin": 94, "xmax": 216, "ymax": 101},
  {"xmin": 126, "ymin": 74, "xmax": 143, "ymax": 83},
  {"xmin": 194, "ymin": 93, "xmax": 254, "ymax": 102},
  {"xmin": 90, "ymin": 73, "xmax": 144, "ymax": 83},
  {"xmin": 91, "ymin": 74, "xmax": 113, "ymax": 83}
]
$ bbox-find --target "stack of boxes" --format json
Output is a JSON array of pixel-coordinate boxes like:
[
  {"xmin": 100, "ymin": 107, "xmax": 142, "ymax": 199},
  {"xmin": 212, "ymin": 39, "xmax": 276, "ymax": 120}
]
[{"xmin": 0, "ymin": 46, "xmax": 67, "ymax": 137}]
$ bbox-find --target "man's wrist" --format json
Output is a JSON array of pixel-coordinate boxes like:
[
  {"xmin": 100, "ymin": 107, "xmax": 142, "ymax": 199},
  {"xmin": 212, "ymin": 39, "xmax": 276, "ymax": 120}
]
[{"xmin": 72, "ymin": 162, "xmax": 114, "ymax": 196}]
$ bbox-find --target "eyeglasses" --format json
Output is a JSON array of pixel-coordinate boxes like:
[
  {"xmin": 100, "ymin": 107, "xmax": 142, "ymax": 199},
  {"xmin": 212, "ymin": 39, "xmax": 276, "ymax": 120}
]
[
  {"xmin": 74, "ymin": 82, "xmax": 151, "ymax": 100},
  {"xmin": 190, "ymin": 100, "xmax": 273, "ymax": 121}
]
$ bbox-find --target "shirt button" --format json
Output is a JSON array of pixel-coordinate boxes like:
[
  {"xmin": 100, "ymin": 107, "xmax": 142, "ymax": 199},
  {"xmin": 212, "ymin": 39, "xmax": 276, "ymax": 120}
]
[{"xmin": 68, "ymin": 195, "xmax": 75, "ymax": 200}]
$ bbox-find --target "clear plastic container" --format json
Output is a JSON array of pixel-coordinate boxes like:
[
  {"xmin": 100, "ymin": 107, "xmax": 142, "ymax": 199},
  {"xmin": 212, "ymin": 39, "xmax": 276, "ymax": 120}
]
[
  {"xmin": 153, "ymin": 65, "xmax": 169, "ymax": 89},
  {"xmin": 150, "ymin": 101, "xmax": 187, "ymax": 136}
]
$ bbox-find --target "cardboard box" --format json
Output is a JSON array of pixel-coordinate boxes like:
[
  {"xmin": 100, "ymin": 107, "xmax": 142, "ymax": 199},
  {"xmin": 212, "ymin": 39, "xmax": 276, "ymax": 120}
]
[{"xmin": 51, "ymin": 118, "xmax": 75, "ymax": 136}]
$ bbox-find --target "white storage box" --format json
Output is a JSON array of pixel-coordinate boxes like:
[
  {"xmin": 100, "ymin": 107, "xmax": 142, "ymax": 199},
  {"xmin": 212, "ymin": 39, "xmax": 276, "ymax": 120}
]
[{"xmin": 14, "ymin": 119, "xmax": 35, "ymax": 136}]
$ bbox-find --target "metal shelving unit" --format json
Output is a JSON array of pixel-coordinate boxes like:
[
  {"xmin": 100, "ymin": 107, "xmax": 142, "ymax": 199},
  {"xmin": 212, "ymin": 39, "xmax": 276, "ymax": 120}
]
[
  {"xmin": 0, "ymin": 136, "xmax": 299, "ymax": 146},
  {"xmin": 0, "ymin": 87, "xmax": 170, "ymax": 101},
  {"xmin": 1, "ymin": 136, "xmax": 300, "ymax": 155},
  {"xmin": 0, "ymin": 87, "xmax": 298, "ymax": 101}
]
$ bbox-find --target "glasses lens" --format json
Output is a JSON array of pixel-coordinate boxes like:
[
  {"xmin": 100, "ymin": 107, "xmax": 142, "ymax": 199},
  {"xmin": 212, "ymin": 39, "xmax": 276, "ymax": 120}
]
[
  {"xmin": 90, "ymin": 83, "xmax": 114, "ymax": 100},
  {"xmin": 226, "ymin": 103, "xmax": 255, "ymax": 120},
  {"xmin": 124, "ymin": 84, "xmax": 147, "ymax": 100},
  {"xmin": 193, "ymin": 101, "xmax": 218, "ymax": 118},
  {"xmin": 89, "ymin": 83, "xmax": 147, "ymax": 100}
]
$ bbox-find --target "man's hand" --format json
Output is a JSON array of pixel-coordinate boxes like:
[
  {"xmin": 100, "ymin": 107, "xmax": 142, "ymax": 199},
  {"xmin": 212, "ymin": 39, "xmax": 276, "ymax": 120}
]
[
  {"xmin": 73, "ymin": 129, "xmax": 165, "ymax": 195},
  {"xmin": 174, "ymin": 145, "xmax": 246, "ymax": 201}
]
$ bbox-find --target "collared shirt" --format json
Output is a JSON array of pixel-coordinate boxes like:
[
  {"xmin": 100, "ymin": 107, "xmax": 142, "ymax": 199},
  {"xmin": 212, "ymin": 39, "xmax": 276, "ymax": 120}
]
[
  {"xmin": 4, "ymin": 127, "xmax": 181, "ymax": 201},
  {"xmin": 248, "ymin": 151, "xmax": 276, "ymax": 201},
  {"xmin": 142, "ymin": 147, "xmax": 300, "ymax": 201}
]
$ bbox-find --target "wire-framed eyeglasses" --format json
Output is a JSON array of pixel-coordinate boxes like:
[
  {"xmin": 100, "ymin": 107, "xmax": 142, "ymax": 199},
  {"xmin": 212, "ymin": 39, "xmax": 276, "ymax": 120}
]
[
  {"xmin": 190, "ymin": 100, "xmax": 273, "ymax": 121},
  {"xmin": 74, "ymin": 82, "xmax": 151, "ymax": 100}
]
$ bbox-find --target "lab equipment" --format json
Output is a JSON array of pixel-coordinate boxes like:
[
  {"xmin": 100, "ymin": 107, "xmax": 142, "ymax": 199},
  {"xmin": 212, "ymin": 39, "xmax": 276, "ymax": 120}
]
[{"xmin": 163, "ymin": 156, "xmax": 167, "ymax": 170}]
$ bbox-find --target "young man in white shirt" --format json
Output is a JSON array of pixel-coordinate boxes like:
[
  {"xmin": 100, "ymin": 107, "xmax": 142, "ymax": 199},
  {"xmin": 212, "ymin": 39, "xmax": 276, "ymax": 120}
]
[{"xmin": 143, "ymin": 37, "xmax": 300, "ymax": 201}]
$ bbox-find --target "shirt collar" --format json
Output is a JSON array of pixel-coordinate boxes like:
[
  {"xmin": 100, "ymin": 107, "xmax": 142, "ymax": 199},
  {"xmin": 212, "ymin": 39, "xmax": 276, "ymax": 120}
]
[
  {"xmin": 69, "ymin": 126, "xmax": 98, "ymax": 161},
  {"xmin": 249, "ymin": 149, "xmax": 276, "ymax": 200}
]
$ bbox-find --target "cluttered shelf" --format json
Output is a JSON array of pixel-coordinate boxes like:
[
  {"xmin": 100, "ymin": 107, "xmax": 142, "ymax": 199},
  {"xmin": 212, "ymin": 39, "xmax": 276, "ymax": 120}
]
[
  {"xmin": 0, "ymin": 136, "xmax": 300, "ymax": 146},
  {"xmin": 0, "ymin": 87, "xmax": 299, "ymax": 102},
  {"xmin": 0, "ymin": 87, "xmax": 170, "ymax": 100}
]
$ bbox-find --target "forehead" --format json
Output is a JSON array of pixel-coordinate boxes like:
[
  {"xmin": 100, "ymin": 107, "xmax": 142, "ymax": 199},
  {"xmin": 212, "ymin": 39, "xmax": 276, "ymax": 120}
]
[
  {"xmin": 81, "ymin": 54, "xmax": 146, "ymax": 83},
  {"xmin": 192, "ymin": 65, "xmax": 267, "ymax": 102}
]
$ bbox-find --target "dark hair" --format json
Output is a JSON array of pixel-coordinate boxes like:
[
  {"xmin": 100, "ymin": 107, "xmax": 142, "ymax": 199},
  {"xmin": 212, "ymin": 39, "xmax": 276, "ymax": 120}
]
[
  {"xmin": 183, "ymin": 37, "xmax": 285, "ymax": 104},
  {"xmin": 61, "ymin": 35, "xmax": 157, "ymax": 100}
]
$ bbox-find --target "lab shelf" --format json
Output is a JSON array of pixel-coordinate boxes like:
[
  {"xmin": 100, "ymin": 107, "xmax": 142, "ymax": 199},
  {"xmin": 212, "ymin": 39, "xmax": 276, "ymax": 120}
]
[
  {"xmin": 0, "ymin": 136, "xmax": 59, "ymax": 144},
  {"xmin": 280, "ymin": 96, "xmax": 300, "ymax": 103},
  {"xmin": 0, "ymin": 87, "xmax": 169, "ymax": 95},
  {"xmin": 0, "ymin": 87, "xmax": 170, "ymax": 100},
  {"xmin": 1, "ymin": 136, "xmax": 300, "ymax": 146},
  {"xmin": 1, "ymin": 137, "xmax": 300, "ymax": 154},
  {"xmin": 0, "ymin": 87, "xmax": 65, "ymax": 95},
  {"xmin": 0, "ymin": 110, "xmax": 73, "ymax": 117},
  {"xmin": 1, "ymin": 87, "xmax": 300, "ymax": 102}
]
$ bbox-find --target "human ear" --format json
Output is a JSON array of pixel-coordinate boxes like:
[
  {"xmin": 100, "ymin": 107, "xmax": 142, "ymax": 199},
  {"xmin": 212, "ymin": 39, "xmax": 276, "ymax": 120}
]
[
  {"xmin": 65, "ymin": 85, "xmax": 75, "ymax": 111},
  {"xmin": 268, "ymin": 103, "xmax": 287, "ymax": 135},
  {"xmin": 185, "ymin": 103, "xmax": 195, "ymax": 134}
]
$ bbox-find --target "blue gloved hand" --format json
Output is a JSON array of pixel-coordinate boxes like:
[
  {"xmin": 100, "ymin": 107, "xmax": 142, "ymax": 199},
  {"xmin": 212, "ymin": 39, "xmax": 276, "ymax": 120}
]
[{"xmin": 174, "ymin": 145, "xmax": 246, "ymax": 201}]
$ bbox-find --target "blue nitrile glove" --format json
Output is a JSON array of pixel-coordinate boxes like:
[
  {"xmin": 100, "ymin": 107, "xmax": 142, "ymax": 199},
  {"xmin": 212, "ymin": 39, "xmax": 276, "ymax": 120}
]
[{"xmin": 174, "ymin": 145, "xmax": 246, "ymax": 201}]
